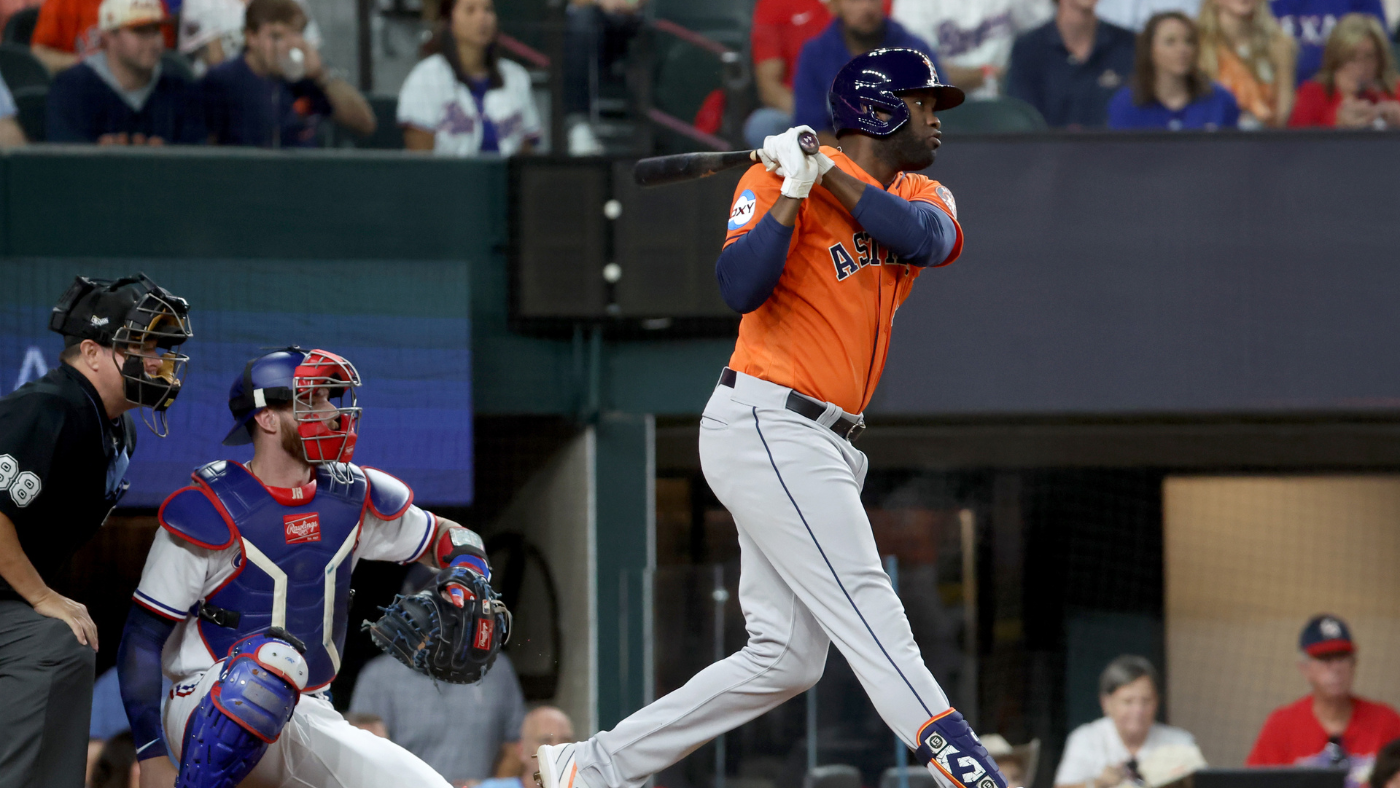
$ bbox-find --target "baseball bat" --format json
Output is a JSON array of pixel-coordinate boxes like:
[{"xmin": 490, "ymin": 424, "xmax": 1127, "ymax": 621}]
[{"xmin": 632, "ymin": 132, "xmax": 820, "ymax": 188}]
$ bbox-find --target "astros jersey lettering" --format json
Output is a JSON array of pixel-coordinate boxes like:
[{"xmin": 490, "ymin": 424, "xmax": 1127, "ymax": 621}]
[{"xmin": 724, "ymin": 147, "xmax": 963, "ymax": 414}]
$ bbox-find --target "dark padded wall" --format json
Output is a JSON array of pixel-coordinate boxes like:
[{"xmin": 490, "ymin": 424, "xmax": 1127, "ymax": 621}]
[{"xmin": 871, "ymin": 132, "xmax": 1400, "ymax": 416}]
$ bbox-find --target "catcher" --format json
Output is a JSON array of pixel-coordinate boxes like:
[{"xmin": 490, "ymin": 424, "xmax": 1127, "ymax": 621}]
[{"xmin": 115, "ymin": 347, "xmax": 509, "ymax": 788}]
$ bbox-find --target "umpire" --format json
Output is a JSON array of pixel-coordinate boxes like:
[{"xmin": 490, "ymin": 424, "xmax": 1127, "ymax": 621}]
[{"xmin": 0, "ymin": 275, "xmax": 192, "ymax": 788}]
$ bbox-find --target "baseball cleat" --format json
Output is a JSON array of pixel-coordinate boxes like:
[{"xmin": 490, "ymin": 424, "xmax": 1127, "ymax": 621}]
[{"xmin": 536, "ymin": 743, "xmax": 581, "ymax": 788}]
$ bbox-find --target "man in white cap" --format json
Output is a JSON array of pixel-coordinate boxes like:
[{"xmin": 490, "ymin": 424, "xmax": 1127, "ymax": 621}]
[{"xmin": 45, "ymin": 0, "xmax": 204, "ymax": 143}]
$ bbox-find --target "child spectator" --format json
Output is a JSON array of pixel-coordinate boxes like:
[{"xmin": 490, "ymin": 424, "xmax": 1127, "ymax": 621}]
[
  {"xmin": 0, "ymin": 74, "xmax": 25, "ymax": 146},
  {"xmin": 1197, "ymin": 0, "xmax": 1296, "ymax": 126},
  {"xmin": 1270, "ymin": 0, "xmax": 1385, "ymax": 84},
  {"xmin": 792, "ymin": 0, "xmax": 939, "ymax": 144},
  {"xmin": 177, "ymin": 0, "xmax": 321, "ymax": 75},
  {"xmin": 1109, "ymin": 11, "xmax": 1240, "ymax": 128},
  {"xmin": 1287, "ymin": 12, "xmax": 1400, "ymax": 126},
  {"xmin": 1248, "ymin": 615, "xmax": 1400, "ymax": 788},
  {"xmin": 397, "ymin": 0, "xmax": 540, "ymax": 156},
  {"xmin": 45, "ymin": 0, "xmax": 204, "ymax": 144},
  {"xmin": 892, "ymin": 0, "xmax": 1053, "ymax": 99},
  {"xmin": 1006, "ymin": 0, "xmax": 1137, "ymax": 127},
  {"xmin": 745, "ymin": 0, "xmax": 832, "ymax": 148},
  {"xmin": 202, "ymin": 0, "xmax": 374, "ymax": 146}
]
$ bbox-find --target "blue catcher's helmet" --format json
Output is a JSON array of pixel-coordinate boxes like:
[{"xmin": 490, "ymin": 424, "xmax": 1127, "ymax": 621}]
[
  {"xmin": 221, "ymin": 347, "xmax": 362, "ymax": 471},
  {"xmin": 829, "ymin": 48, "xmax": 965, "ymax": 138}
]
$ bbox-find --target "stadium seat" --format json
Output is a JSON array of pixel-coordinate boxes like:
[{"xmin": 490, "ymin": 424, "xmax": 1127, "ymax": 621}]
[
  {"xmin": 0, "ymin": 42, "xmax": 49, "ymax": 93},
  {"xmin": 877, "ymin": 767, "xmax": 937, "ymax": 788},
  {"xmin": 939, "ymin": 96, "xmax": 1048, "ymax": 134},
  {"xmin": 2, "ymin": 6, "xmax": 38, "ymax": 45},
  {"xmin": 651, "ymin": 0, "xmax": 753, "ymax": 37},
  {"xmin": 496, "ymin": 0, "xmax": 551, "ymax": 55},
  {"xmin": 803, "ymin": 765, "xmax": 861, "ymax": 788},
  {"xmin": 332, "ymin": 95, "xmax": 403, "ymax": 149},
  {"xmin": 160, "ymin": 51, "xmax": 196, "ymax": 83},
  {"xmin": 652, "ymin": 39, "xmax": 723, "ymax": 125},
  {"xmin": 12, "ymin": 84, "xmax": 45, "ymax": 141}
]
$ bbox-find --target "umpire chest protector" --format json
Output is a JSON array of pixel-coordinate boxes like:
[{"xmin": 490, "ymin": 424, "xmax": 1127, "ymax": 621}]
[{"xmin": 159, "ymin": 460, "xmax": 413, "ymax": 690}]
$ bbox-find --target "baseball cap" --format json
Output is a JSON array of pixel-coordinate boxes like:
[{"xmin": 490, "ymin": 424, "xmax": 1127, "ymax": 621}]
[
  {"xmin": 1300, "ymin": 614, "xmax": 1355, "ymax": 657},
  {"xmin": 98, "ymin": 0, "xmax": 170, "ymax": 31}
]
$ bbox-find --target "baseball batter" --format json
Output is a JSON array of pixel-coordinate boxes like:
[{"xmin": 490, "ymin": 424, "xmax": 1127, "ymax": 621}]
[
  {"xmin": 537, "ymin": 48, "xmax": 1005, "ymax": 788},
  {"xmin": 116, "ymin": 347, "xmax": 509, "ymax": 788}
]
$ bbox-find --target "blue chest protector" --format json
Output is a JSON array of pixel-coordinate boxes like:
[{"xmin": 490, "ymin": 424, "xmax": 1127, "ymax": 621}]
[{"xmin": 159, "ymin": 460, "xmax": 414, "ymax": 690}]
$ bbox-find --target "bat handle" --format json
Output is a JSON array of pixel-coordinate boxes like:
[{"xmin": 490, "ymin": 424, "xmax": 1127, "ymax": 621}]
[{"xmin": 748, "ymin": 131, "xmax": 822, "ymax": 162}]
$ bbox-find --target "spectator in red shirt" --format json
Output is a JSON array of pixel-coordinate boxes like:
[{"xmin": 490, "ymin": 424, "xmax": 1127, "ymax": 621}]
[
  {"xmin": 1287, "ymin": 12, "xmax": 1400, "ymax": 127},
  {"xmin": 744, "ymin": 0, "xmax": 832, "ymax": 147},
  {"xmin": 1247, "ymin": 614, "xmax": 1400, "ymax": 788}
]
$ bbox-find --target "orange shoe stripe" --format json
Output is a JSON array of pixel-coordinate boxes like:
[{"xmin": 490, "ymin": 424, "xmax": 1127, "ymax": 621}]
[{"xmin": 566, "ymin": 762, "xmax": 578, "ymax": 788}]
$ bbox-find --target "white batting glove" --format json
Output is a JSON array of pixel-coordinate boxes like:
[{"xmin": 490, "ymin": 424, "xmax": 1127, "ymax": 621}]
[
  {"xmin": 780, "ymin": 155, "xmax": 820, "ymax": 199},
  {"xmin": 813, "ymin": 152, "xmax": 835, "ymax": 185},
  {"xmin": 762, "ymin": 125, "xmax": 817, "ymax": 178}
]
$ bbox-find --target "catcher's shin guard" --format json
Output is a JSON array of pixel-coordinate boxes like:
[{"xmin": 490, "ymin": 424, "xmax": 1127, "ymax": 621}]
[
  {"xmin": 914, "ymin": 710, "xmax": 1007, "ymax": 788},
  {"xmin": 177, "ymin": 629, "xmax": 309, "ymax": 788}
]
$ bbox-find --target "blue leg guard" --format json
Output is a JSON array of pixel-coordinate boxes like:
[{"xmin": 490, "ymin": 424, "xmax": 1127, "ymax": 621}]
[
  {"xmin": 177, "ymin": 629, "xmax": 309, "ymax": 788},
  {"xmin": 915, "ymin": 710, "xmax": 1008, "ymax": 788}
]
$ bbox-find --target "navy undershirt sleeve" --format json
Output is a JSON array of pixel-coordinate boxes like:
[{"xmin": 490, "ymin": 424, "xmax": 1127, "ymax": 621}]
[
  {"xmin": 119, "ymin": 604, "xmax": 178, "ymax": 760},
  {"xmin": 849, "ymin": 187, "xmax": 957, "ymax": 268},
  {"xmin": 715, "ymin": 212, "xmax": 795, "ymax": 314}
]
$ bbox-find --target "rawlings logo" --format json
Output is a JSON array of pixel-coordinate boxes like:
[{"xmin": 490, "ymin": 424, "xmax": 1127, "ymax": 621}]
[
  {"xmin": 284, "ymin": 512, "xmax": 321, "ymax": 544},
  {"xmin": 475, "ymin": 617, "xmax": 495, "ymax": 650}
]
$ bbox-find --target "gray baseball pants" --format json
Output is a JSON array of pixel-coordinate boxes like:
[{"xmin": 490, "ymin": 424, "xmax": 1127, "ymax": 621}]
[
  {"xmin": 0, "ymin": 599, "xmax": 96, "ymax": 788},
  {"xmin": 574, "ymin": 371, "xmax": 954, "ymax": 788}
]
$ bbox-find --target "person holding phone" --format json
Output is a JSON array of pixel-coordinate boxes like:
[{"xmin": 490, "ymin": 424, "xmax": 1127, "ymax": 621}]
[{"xmin": 1287, "ymin": 12, "xmax": 1400, "ymax": 126}]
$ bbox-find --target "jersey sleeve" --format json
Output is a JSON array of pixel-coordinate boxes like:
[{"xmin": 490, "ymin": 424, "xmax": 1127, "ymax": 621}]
[
  {"xmin": 903, "ymin": 177, "xmax": 964, "ymax": 266},
  {"xmin": 357, "ymin": 504, "xmax": 435, "ymax": 564},
  {"xmin": 723, "ymin": 164, "xmax": 785, "ymax": 248},
  {"xmin": 132, "ymin": 528, "xmax": 217, "ymax": 621},
  {"xmin": 0, "ymin": 393, "xmax": 68, "ymax": 521},
  {"xmin": 397, "ymin": 59, "xmax": 445, "ymax": 132}
]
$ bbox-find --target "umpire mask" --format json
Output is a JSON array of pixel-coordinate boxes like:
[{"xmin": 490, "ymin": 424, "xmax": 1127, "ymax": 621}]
[{"xmin": 50, "ymin": 274, "xmax": 194, "ymax": 437}]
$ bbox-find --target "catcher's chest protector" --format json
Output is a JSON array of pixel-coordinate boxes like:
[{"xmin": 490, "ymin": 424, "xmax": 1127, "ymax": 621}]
[{"xmin": 196, "ymin": 461, "xmax": 365, "ymax": 691}]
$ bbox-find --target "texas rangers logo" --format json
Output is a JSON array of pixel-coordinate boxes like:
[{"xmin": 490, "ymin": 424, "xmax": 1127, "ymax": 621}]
[
  {"xmin": 1321, "ymin": 618, "xmax": 1343, "ymax": 638},
  {"xmin": 923, "ymin": 730, "xmax": 998, "ymax": 788},
  {"xmin": 729, "ymin": 189, "xmax": 757, "ymax": 230},
  {"xmin": 284, "ymin": 512, "xmax": 321, "ymax": 544}
]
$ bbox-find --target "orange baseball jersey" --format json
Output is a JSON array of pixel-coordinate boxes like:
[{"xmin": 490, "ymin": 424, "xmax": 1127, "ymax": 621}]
[{"xmin": 724, "ymin": 147, "xmax": 963, "ymax": 414}]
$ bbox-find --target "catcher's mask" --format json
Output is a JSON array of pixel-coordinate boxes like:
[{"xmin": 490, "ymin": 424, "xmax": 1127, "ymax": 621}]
[
  {"xmin": 223, "ymin": 347, "xmax": 362, "ymax": 481},
  {"xmin": 49, "ymin": 274, "xmax": 194, "ymax": 437}
]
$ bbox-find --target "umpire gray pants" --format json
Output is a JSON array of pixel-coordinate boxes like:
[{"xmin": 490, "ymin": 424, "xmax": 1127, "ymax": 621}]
[
  {"xmin": 0, "ymin": 600, "xmax": 96, "ymax": 788},
  {"xmin": 573, "ymin": 372, "xmax": 954, "ymax": 788}
]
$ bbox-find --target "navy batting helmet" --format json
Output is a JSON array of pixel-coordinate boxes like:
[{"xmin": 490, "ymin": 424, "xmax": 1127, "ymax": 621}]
[{"xmin": 829, "ymin": 48, "xmax": 965, "ymax": 138}]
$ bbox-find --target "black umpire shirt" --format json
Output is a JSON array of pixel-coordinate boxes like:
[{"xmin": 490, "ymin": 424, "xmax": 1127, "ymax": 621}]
[{"xmin": 0, "ymin": 363, "xmax": 135, "ymax": 603}]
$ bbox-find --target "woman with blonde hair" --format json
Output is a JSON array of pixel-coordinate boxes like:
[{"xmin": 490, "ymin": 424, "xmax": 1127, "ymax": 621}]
[
  {"xmin": 1196, "ymin": 0, "xmax": 1296, "ymax": 126},
  {"xmin": 1288, "ymin": 12, "xmax": 1400, "ymax": 128}
]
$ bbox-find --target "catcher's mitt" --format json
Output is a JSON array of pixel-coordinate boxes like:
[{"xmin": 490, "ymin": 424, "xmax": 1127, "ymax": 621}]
[{"xmin": 362, "ymin": 564, "xmax": 511, "ymax": 684}]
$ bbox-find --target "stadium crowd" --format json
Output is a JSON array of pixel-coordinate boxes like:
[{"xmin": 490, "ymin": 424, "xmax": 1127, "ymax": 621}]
[{"xmin": 0, "ymin": 0, "xmax": 1398, "ymax": 148}]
